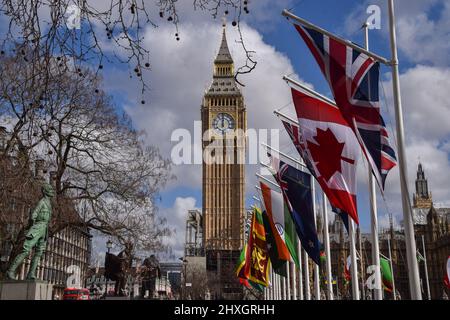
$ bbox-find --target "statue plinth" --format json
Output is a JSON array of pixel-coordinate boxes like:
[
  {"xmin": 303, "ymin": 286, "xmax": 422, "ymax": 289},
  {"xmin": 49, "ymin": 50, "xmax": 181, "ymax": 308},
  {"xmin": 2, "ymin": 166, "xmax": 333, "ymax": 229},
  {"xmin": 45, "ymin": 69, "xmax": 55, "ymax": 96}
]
[{"xmin": 0, "ymin": 280, "xmax": 53, "ymax": 300}]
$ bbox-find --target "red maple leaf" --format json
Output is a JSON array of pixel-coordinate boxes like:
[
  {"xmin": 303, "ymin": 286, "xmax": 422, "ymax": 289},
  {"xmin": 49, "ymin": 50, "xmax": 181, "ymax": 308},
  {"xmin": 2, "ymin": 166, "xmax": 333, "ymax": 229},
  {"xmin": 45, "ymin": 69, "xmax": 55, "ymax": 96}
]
[{"xmin": 307, "ymin": 128, "xmax": 353, "ymax": 182}]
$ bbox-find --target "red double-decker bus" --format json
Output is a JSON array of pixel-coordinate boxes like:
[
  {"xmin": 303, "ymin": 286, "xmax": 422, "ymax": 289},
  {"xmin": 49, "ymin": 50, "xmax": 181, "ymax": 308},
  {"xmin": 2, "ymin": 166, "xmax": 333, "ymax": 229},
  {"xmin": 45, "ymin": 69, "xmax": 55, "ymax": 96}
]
[{"xmin": 62, "ymin": 288, "xmax": 90, "ymax": 300}]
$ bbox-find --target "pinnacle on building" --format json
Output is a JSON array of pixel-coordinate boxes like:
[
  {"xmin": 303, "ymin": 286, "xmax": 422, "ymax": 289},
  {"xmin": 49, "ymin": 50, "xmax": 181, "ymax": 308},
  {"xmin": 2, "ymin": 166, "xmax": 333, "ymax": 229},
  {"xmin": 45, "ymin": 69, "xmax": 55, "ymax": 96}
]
[{"xmin": 413, "ymin": 162, "xmax": 432, "ymax": 209}]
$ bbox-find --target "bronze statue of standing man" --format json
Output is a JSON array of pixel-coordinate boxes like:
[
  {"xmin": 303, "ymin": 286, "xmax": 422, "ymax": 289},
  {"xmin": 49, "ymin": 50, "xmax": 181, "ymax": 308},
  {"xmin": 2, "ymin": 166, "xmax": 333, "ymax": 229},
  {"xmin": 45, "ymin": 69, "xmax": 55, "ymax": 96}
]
[{"xmin": 6, "ymin": 183, "xmax": 54, "ymax": 280}]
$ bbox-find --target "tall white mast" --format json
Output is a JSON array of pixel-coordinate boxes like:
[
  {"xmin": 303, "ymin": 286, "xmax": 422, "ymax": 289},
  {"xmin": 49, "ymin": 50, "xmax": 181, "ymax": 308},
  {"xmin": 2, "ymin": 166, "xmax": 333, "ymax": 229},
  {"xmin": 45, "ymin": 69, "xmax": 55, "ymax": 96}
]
[
  {"xmin": 387, "ymin": 233, "xmax": 397, "ymax": 300},
  {"xmin": 421, "ymin": 235, "xmax": 431, "ymax": 299},
  {"xmin": 312, "ymin": 180, "xmax": 321, "ymax": 300},
  {"xmin": 291, "ymin": 261, "xmax": 297, "ymax": 299},
  {"xmin": 298, "ymin": 239, "xmax": 304, "ymax": 300},
  {"xmin": 322, "ymin": 194, "xmax": 334, "ymax": 300},
  {"xmin": 304, "ymin": 249, "xmax": 311, "ymax": 300},
  {"xmin": 349, "ymin": 220, "xmax": 360, "ymax": 299},
  {"xmin": 363, "ymin": 22, "xmax": 382, "ymax": 301},
  {"xmin": 387, "ymin": 0, "xmax": 422, "ymax": 300}
]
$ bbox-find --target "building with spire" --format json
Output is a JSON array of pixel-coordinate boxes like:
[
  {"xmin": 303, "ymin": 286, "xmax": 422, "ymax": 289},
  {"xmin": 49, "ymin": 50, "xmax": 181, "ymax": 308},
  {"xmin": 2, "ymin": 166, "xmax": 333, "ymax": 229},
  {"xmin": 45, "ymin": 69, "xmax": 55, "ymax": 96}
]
[
  {"xmin": 201, "ymin": 24, "xmax": 246, "ymax": 299},
  {"xmin": 413, "ymin": 162, "xmax": 432, "ymax": 209},
  {"xmin": 411, "ymin": 163, "xmax": 450, "ymax": 299}
]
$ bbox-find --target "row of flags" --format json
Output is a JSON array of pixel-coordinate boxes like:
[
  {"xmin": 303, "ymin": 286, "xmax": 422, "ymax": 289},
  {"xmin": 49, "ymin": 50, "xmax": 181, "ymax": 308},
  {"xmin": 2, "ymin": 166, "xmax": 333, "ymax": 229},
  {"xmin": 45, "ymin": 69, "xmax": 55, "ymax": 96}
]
[
  {"xmin": 236, "ymin": 8, "xmax": 447, "ymax": 299},
  {"xmin": 294, "ymin": 24, "xmax": 397, "ymax": 191},
  {"xmin": 236, "ymin": 202, "xmax": 449, "ymax": 295},
  {"xmin": 236, "ymin": 8, "xmax": 395, "ymax": 294}
]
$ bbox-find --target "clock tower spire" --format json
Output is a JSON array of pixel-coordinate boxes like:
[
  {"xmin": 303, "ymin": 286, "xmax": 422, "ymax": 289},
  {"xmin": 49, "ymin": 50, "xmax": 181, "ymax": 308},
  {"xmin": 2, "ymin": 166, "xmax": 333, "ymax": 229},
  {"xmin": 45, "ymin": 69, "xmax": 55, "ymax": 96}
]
[{"xmin": 201, "ymin": 24, "xmax": 246, "ymax": 299}]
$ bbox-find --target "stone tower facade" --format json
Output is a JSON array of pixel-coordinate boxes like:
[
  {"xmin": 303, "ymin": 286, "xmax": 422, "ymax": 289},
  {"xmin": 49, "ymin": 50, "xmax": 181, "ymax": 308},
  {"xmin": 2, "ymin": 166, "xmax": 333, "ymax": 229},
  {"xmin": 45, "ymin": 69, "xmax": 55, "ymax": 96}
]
[
  {"xmin": 413, "ymin": 163, "xmax": 432, "ymax": 209},
  {"xmin": 201, "ymin": 25, "xmax": 246, "ymax": 299}
]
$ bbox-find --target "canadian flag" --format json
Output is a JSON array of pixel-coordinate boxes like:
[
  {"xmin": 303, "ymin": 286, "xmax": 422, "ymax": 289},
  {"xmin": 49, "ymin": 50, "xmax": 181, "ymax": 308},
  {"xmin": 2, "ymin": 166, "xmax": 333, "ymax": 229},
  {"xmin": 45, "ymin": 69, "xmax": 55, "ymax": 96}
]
[{"xmin": 287, "ymin": 87, "xmax": 360, "ymax": 224}]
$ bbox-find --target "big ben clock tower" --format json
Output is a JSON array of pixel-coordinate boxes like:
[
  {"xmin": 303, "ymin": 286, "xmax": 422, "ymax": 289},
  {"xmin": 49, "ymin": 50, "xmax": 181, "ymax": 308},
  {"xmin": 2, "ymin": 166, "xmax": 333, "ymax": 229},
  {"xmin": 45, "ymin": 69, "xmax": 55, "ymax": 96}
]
[{"xmin": 201, "ymin": 24, "xmax": 246, "ymax": 299}]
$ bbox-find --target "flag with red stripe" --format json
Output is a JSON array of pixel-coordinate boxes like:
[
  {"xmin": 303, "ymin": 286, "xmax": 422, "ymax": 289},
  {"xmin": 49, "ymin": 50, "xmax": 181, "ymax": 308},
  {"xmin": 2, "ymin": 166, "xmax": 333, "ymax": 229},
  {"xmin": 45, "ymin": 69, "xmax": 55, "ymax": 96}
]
[{"xmin": 282, "ymin": 87, "xmax": 360, "ymax": 224}]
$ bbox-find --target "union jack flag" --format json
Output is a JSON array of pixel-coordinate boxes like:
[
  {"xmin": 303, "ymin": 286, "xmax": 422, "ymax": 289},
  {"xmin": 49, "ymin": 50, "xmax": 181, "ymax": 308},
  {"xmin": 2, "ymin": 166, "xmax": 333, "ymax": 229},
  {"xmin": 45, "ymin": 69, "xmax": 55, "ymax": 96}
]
[{"xmin": 293, "ymin": 23, "xmax": 397, "ymax": 190}]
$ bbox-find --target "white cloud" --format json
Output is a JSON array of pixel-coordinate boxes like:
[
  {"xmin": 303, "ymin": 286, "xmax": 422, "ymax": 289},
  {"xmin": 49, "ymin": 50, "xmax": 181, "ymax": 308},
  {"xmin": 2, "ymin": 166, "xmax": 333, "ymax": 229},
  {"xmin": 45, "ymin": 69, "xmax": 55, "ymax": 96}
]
[
  {"xmin": 118, "ymin": 21, "xmax": 301, "ymax": 195},
  {"xmin": 395, "ymin": 1, "xmax": 450, "ymax": 66},
  {"xmin": 381, "ymin": 65, "xmax": 450, "ymax": 201},
  {"xmin": 159, "ymin": 197, "xmax": 199, "ymax": 260},
  {"xmin": 391, "ymin": 66, "xmax": 450, "ymax": 142},
  {"xmin": 343, "ymin": 0, "xmax": 449, "ymax": 66}
]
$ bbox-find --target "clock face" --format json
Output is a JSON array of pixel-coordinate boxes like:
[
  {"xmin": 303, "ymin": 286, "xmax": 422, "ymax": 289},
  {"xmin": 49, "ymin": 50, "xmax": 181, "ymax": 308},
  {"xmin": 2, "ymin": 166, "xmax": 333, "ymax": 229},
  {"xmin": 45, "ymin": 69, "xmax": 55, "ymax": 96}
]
[{"xmin": 212, "ymin": 113, "xmax": 235, "ymax": 135}]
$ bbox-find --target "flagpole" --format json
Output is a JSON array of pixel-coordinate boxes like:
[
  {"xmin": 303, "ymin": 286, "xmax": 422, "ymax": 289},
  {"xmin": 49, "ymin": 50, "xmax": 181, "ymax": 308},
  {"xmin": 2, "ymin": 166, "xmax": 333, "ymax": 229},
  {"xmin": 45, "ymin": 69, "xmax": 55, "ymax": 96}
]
[
  {"xmin": 387, "ymin": 0, "xmax": 422, "ymax": 300},
  {"xmin": 281, "ymin": 9, "xmax": 390, "ymax": 65},
  {"xmin": 304, "ymin": 249, "xmax": 311, "ymax": 300},
  {"xmin": 312, "ymin": 179, "xmax": 321, "ymax": 300},
  {"xmin": 274, "ymin": 110, "xmax": 299, "ymax": 128},
  {"xmin": 278, "ymin": 273, "xmax": 282, "ymax": 300},
  {"xmin": 322, "ymin": 193, "xmax": 334, "ymax": 300},
  {"xmin": 349, "ymin": 220, "xmax": 360, "ymax": 300},
  {"xmin": 272, "ymin": 268, "xmax": 275, "ymax": 300},
  {"xmin": 282, "ymin": 273, "xmax": 287, "ymax": 300},
  {"xmin": 298, "ymin": 239, "xmax": 304, "ymax": 300},
  {"xmin": 269, "ymin": 267, "xmax": 273, "ymax": 300},
  {"xmin": 291, "ymin": 261, "xmax": 297, "ymax": 300},
  {"xmin": 261, "ymin": 142, "xmax": 308, "ymax": 171},
  {"xmin": 286, "ymin": 263, "xmax": 291, "ymax": 300},
  {"xmin": 268, "ymin": 265, "xmax": 272, "ymax": 300},
  {"xmin": 387, "ymin": 234, "xmax": 397, "ymax": 300},
  {"xmin": 274, "ymin": 274, "xmax": 277, "ymax": 300},
  {"xmin": 283, "ymin": 76, "xmax": 337, "ymax": 107},
  {"xmin": 256, "ymin": 173, "xmax": 280, "ymax": 190},
  {"xmin": 274, "ymin": 273, "xmax": 278, "ymax": 300},
  {"xmin": 363, "ymin": 22, "xmax": 383, "ymax": 301},
  {"xmin": 357, "ymin": 226, "xmax": 366, "ymax": 300},
  {"xmin": 421, "ymin": 235, "xmax": 431, "ymax": 300}
]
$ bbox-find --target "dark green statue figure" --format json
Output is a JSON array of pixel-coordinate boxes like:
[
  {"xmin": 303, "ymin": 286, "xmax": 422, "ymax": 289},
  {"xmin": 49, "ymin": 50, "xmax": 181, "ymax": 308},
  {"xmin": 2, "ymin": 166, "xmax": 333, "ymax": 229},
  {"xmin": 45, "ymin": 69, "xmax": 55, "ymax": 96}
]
[{"xmin": 6, "ymin": 183, "xmax": 54, "ymax": 280}]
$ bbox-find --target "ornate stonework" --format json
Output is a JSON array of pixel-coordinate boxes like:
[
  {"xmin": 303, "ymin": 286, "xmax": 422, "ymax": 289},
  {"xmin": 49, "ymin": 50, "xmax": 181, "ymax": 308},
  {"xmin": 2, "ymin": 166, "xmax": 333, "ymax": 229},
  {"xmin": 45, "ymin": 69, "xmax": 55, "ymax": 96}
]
[
  {"xmin": 202, "ymin": 26, "xmax": 246, "ymax": 253},
  {"xmin": 413, "ymin": 163, "xmax": 432, "ymax": 209}
]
